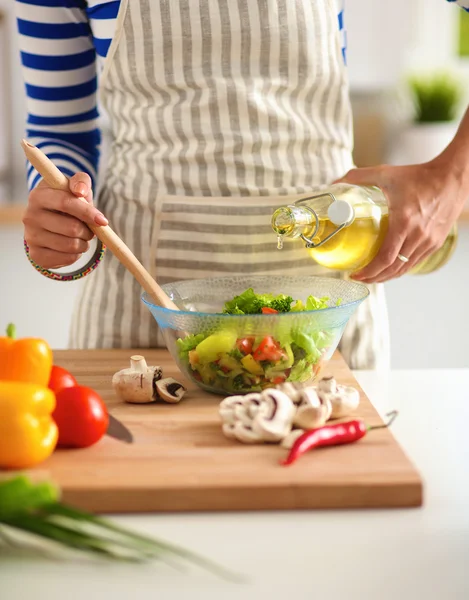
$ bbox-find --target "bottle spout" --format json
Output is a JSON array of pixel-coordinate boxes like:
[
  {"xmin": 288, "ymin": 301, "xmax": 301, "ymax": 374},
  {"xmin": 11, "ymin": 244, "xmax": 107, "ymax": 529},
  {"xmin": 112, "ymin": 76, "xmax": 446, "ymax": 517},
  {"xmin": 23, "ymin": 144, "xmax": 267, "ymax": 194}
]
[{"xmin": 271, "ymin": 206, "xmax": 297, "ymax": 237}]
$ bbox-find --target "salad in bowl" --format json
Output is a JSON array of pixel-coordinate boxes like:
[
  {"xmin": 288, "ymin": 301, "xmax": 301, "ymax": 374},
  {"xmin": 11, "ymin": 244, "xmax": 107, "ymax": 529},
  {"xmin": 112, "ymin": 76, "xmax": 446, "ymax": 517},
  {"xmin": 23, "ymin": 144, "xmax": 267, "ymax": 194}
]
[{"xmin": 142, "ymin": 275, "xmax": 369, "ymax": 395}]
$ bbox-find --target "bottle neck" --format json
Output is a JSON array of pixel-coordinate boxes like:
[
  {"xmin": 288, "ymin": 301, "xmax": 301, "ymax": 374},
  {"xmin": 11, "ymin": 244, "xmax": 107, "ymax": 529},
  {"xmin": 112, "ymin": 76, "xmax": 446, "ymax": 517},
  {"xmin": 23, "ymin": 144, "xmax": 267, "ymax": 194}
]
[{"xmin": 271, "ymin": 205, "xmax": 317, "ymax": 241}]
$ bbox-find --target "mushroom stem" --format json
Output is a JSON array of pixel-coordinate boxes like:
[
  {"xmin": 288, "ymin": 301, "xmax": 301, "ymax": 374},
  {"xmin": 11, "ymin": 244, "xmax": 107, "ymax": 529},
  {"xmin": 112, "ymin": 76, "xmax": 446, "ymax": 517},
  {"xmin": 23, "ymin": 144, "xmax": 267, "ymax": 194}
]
[{"xmin": 130, "ymin": 355, "xmax": 148, "ymax": 373}]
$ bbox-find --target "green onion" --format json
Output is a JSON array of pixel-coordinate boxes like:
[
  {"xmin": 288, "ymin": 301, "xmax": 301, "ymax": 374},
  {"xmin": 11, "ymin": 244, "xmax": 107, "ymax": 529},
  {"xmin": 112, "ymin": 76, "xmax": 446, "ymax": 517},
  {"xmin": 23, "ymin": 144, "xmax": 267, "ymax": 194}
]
[{"xmin": 0, "ymin": 476, "xmax": 243, "ymax": 581}]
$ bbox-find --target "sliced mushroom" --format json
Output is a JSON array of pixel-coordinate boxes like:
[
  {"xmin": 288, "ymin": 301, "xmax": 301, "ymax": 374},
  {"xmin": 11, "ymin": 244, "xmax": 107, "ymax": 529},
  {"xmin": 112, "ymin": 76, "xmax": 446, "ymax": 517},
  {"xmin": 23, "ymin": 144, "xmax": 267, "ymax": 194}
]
[
  {"xmin": 155, "ymin": 378, "xmax": 186, "ymax": 404},
  {"xmin": 281, "ymin": 429, "xmax": 305, "ymax": 449},
  {"xmin": 112, "ymin": 355, "xmax": 163, "ymax": 404},
  {"xmin": 275, "ymin": 381, "xmax": 305, "ymax": 404},
  {"xmin": 233, "ymin": 422, "xmax": 265, "ymax": 444},
  {"xmin": 245, "ymin": 393, "xmax": 263, "ymax": 418},
  {"xmin": 222, "ymin": 423, "xmax": 237, "ymax": 439},
  {"xmin": 251, "ymin": 389, "xmax": 296, "ymax": 443},
  {"xmin": 317, "ymin": 376, "xmax": 338, "ymax": 395},
  {"xmin": 233, "ymin": 402, "xmax": 254, "ymax": 427},
  {"xmin": 318, "ymin": 383, "xmax": 360, "ymax": 419},
  {"xmin": 219, "ymin": 396, "xmax": 244, "ymax": 425},
  {"xmin": 293, "ymin": 387, "xmax": 331, "ymax": 430}
]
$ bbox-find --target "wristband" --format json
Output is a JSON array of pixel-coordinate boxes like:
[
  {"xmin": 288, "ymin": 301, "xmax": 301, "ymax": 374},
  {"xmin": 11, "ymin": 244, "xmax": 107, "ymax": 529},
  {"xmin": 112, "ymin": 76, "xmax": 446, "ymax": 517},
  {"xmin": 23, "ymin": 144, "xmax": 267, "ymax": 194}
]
[{"xmin": 24, "ymin": 238, "xmax": 106, "ymax": 281}]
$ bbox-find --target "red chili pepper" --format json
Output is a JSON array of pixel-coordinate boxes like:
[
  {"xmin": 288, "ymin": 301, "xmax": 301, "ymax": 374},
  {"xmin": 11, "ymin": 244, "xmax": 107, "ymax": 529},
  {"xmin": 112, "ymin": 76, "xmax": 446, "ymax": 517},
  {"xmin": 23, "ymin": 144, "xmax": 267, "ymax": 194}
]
[{"xmin": 281, "ymin": 411, "xmax": 398, "ymax": 466}]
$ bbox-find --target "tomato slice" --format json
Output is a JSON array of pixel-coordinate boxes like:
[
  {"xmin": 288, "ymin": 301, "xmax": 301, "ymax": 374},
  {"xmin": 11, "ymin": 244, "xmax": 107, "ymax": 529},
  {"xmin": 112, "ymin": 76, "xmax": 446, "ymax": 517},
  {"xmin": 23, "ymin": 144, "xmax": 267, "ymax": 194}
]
[
  {"xmin": 261, "ymin": 307, "xmax": 278, "ymax": 314},
  {"xmin": 236, "ymin": 337, "xmax": 255, "ymax": 355},
  {"xmin": 271, "ymin": 376, "xmax": 286, "ymax": 385},
  {"xmin": 253, "ymin": 336, "xmax": 284, "ymax": 362}
]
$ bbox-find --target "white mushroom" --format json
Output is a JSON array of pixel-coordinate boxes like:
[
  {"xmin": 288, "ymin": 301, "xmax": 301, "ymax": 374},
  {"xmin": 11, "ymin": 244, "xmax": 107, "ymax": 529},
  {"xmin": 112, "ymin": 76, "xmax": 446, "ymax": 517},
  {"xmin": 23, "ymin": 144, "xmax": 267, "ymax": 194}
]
[
  {"xmin": 112, "ymin": 355, "xmax": 163, "ymax": 404},
  {"xmin": 154, "ymin": 378, "xmax": 187, "ymax": 404},
  {"xmin": 292, "ymin": 387, "xmax": 332, "ymax": 430},
  {"xmin": 233, "ymin": 402, "xmax": 255, "ymax": 427},
  {"xmin": 245, "ymin": 394, "xmax": 264, "ymax": 418},
  {"xmin": 233, "ymin": 422, "xmax": 265, "ymax": 444},
  {"xmin": 222, "ymin": 423, "xmax": 237, "ymax": 439},
  {"xmin": 251, "ymin": 389, "xmax": 296, "ymax": 443},
  {"xmin": 219, "ymin": 396, "xmax": 245, "ymax": 425},
  {"xmin": 318, "ymin": 381, "xmax": 360, "ymax": 419},
  {"xmin": 281, "ymin": 429, "xmax": 305, "ymax": 449},
  {"xmin": 317, "ymin": 376, "xmax": 338, "ymax": 395},
  {"xmin": 275, "ymin": 381, "xmax": 305, "ymax": 404}
]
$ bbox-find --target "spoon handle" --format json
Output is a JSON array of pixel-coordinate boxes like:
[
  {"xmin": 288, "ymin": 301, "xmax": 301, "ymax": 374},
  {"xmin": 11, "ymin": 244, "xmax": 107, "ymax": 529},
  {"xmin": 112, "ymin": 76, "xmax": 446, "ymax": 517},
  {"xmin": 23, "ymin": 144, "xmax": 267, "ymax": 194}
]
[{"xmin": 21, "ymin": 139, "xmax": 179, "ymax": 312}]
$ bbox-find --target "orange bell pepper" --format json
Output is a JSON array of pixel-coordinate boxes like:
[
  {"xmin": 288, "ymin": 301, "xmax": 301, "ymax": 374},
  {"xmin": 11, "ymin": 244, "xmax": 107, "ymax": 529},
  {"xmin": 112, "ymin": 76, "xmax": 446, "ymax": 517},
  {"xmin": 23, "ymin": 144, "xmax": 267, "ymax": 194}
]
[
  {"xmin": 0, "ymin": 381, "xmax": 58, "ymax": 469},
  {"xmin": 0, "ymin": 324, "xmax": 53, "ymax": 387}
]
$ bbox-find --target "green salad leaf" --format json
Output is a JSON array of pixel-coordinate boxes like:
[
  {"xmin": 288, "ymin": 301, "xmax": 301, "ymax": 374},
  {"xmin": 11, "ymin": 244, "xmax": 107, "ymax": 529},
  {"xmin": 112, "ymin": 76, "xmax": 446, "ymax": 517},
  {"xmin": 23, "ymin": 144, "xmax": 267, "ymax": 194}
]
[
  {"xmin": 223, "ymin": 288, "xmax": 294, "ymax": 315},
  {"xmin": 176, "ymin": 333, "xmax": 206, "ymax": 360},
  {"xmin": 223, "ymin": 288, "xmax": 341, "ymax": 315}
]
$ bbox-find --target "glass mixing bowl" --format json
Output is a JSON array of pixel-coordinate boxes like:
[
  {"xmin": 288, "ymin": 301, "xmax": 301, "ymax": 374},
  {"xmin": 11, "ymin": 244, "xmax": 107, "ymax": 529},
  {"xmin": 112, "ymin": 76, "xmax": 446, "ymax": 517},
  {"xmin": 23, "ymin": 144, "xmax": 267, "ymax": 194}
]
[{"xmin": 142, "ymin": 275, "xmax": 369, "ymax": 396}]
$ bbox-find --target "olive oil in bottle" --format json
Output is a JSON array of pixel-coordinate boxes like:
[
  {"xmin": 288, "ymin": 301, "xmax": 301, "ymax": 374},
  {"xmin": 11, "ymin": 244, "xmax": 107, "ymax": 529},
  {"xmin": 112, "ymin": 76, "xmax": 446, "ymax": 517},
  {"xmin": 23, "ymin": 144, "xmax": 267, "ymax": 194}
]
[{"xmin": 271, "ymin": 183, "xmax": 457, "ymax": 274}]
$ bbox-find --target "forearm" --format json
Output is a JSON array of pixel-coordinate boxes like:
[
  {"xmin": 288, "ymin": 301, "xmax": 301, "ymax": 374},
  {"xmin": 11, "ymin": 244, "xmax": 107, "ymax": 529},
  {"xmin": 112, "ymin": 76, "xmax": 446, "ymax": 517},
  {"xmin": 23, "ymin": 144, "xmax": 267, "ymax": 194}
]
[
  {"xmin": 434, "ymin": 106, "xmax": 469, "ymax": 192},
  {"xmin": 15, "ymin": 0, "xmax": 101, "ymax": 191}
]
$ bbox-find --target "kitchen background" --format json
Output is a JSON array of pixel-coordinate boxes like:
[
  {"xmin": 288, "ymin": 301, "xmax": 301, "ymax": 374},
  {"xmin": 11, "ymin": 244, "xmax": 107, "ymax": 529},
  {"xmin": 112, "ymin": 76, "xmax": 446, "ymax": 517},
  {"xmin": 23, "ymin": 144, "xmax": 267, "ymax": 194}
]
[{"xmin": 0, "ymin": 0, "xmax": 468, "ymax": 368}]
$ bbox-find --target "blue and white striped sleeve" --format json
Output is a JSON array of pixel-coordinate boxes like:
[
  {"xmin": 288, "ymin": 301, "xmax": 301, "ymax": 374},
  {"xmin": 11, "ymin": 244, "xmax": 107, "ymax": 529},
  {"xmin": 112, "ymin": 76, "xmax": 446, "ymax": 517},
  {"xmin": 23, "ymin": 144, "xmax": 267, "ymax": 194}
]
[
  {"xmin": 14, "ymin": 0, "xmax": 101, "ymax": 192},
  {"xmin": 448, "ymin": 1, "xmax": 469, "ymax": 10}
]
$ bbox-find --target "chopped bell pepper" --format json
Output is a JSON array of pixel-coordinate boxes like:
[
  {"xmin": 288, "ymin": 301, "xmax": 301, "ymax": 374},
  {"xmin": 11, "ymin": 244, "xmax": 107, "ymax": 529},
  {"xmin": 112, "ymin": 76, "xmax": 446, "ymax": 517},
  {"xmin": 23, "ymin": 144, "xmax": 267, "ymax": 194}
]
[
  {"xmin": 0, "ymin": 324, "xmax": 53, "ymax": 387},
  {"xmin": 0, "ymin": 381, "xmax": 58, "ymax": 469}
]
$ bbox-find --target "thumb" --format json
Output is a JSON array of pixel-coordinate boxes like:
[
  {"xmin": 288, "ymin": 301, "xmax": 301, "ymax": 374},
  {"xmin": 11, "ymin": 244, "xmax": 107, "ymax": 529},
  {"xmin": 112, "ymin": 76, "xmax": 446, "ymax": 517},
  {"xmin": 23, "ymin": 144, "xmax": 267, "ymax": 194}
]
[{"xmin": 69, "ymin": 172, "xmax": 93, "ymax": 204}]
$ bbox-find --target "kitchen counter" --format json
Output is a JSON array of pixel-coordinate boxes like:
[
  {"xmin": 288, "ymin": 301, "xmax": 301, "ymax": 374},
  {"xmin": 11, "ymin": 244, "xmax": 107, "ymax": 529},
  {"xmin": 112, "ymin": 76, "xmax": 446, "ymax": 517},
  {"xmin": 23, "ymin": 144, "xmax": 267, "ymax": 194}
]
[{"xmin": 2, "ymin": 368, "xmax": 468, "ymax": 600}]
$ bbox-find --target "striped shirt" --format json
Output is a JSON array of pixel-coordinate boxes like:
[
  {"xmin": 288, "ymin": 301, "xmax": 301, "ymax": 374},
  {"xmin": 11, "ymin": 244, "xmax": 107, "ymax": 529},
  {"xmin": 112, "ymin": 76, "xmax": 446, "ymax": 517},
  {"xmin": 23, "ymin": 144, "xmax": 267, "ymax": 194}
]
[{"xmin": 15, "ymin": 0, "xmax": 465, "ymax": 191}]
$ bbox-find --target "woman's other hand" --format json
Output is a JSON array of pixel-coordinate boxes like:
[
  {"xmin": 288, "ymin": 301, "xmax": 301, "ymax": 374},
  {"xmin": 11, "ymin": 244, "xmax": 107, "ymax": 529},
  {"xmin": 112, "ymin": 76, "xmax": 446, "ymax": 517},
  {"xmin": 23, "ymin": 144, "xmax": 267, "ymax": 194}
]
[
  {"xmin": 23, "ymin": 172, "xmax": 108, "ymax": 269},
  {"xmin": 336, "ymin": 158, "xmax": 467, "ymax": 283}
]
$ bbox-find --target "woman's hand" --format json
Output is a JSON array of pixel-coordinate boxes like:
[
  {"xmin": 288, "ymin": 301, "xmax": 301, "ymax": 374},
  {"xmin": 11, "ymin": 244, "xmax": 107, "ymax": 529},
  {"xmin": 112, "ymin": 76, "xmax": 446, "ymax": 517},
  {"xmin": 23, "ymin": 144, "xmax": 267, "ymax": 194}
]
[
  {"xmin": 23, "ymin": 172, "xmax": 108, "ymax": 270},
  {"xmin": 337, "ymin": 158, "xmax": 468, "ymax": 283}
]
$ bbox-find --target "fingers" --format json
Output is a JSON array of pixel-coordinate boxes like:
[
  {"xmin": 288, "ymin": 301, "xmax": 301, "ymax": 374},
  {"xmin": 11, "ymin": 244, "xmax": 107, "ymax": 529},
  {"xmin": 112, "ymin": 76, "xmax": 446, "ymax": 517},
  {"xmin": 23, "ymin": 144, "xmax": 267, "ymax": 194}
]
[
  {"xmin": 370, "ymin": 234, "xmax": 423, "ymax": 282},
  {"xmin": 24, "ymin": 208, "xmax": 94, "ymax": 241},
  {"xmin": 69, "ymin": 172, "xmax": 93, "ymax": 204},
  {"xmin": 25, "ymin": 227, "xmax": 91, "ymax": 255},
  {"xmin": 31, "ymin": 185, "xmax": 107, "ymax": 227},
  {"xmin": 27, "ymin": 246, "xmax": 83, "ymax": 270},
  {"xmin": 351, "ymin": 213, "xmax": 407, "ymax": 283}
]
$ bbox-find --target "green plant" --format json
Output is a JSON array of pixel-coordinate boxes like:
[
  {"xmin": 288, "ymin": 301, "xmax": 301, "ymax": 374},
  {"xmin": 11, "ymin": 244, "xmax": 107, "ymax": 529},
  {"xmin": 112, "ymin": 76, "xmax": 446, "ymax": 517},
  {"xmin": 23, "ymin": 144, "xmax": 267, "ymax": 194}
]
[{"xmin": 408, "ymin": 72, "xmax": 463, "ymax": 123}]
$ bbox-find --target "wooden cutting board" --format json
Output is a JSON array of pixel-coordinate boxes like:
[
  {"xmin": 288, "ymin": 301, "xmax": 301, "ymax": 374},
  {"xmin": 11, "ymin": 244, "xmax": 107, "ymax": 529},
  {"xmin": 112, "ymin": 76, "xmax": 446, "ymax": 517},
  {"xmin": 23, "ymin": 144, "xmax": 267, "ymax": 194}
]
[{"xmin": 29, "ymin": 349, "xmax": 423, "ymax": 513}]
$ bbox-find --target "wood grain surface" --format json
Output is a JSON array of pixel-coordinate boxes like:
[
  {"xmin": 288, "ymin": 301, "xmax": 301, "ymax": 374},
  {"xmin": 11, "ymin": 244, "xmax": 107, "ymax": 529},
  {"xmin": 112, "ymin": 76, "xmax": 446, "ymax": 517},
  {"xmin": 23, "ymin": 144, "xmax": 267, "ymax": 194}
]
[{"xmin": 25, "ymin": 349, "xmax": 423, "ymax": 513}]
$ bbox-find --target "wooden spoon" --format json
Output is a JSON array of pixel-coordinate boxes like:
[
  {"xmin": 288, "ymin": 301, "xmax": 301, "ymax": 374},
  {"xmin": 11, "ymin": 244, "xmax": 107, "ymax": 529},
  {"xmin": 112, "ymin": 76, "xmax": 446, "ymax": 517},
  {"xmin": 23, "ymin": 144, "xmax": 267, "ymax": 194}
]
[{"xmin": 21, "ymin": 139, "xmax": 179, "ymax": 312}]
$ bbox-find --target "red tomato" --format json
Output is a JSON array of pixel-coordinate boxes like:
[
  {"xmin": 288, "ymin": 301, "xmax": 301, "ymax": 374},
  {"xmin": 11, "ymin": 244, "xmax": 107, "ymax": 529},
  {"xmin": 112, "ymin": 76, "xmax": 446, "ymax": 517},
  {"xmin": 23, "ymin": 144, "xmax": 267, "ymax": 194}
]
[
  {"xmin": 48, "ymin": 365, "xmax": 77, "ymax": 393},
  {"xmin": 253, "ymin": 336, "xmax": 284, "ymax": 362},
  {"xmin": 271, "ymin": 376, "xmax": 286, "ymax": 384},
  {"xmin": 261, "ymin": 307, "xmax": 278, "ymax": 314},
  {"xmin": 53, "ymin": 386, "xmax": 109, "ymax": 449},
  {"xmin": 236, "ymin": 337, "xmax": 255, "ymax": 355}
]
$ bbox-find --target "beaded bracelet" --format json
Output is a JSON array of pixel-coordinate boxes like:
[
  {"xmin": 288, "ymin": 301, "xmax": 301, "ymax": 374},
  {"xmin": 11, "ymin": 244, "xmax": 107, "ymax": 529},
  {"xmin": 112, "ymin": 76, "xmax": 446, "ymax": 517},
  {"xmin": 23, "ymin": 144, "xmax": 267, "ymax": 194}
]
[{"xmin": 24, "ymin": 238, "xmax": 106, "ymax": 282}]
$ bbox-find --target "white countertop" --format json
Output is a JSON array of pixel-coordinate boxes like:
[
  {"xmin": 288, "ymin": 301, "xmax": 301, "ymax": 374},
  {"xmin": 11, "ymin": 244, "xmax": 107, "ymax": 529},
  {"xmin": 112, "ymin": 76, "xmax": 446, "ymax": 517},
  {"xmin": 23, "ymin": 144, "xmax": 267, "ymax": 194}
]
[{"xmin": 2, "ymin": 369, "xmax": 469, "ymax": 600}]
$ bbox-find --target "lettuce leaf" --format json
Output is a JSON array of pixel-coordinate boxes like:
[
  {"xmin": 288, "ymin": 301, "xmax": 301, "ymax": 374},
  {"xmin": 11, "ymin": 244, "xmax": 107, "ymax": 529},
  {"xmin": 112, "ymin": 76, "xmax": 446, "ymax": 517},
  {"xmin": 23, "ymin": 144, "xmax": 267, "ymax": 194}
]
[
  {"xmin": 222, "ymin": 288, "xmax": 294, "ymax": 315},
  {"xmin": 287, "ymin": 359, "xmax": 313, "ymax": 382},
  {"xmin": 176, "ymin": 333, "xmax": 206, "ymax": 360}
]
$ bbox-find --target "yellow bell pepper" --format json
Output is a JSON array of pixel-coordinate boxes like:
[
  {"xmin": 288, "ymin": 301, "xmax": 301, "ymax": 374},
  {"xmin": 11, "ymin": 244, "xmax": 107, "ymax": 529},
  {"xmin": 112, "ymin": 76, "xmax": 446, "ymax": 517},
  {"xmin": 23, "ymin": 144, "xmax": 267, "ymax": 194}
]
[
  {"xmin": 241, "ymin": 354, "xmax": 264, "ymax": 376},
  {"xmin": 0, "ymin": 382, "xmax": 58, "ymax": 469},
  {"xmin": 0, "ymin": 324, "xmax": 53, "ymax": 387}
]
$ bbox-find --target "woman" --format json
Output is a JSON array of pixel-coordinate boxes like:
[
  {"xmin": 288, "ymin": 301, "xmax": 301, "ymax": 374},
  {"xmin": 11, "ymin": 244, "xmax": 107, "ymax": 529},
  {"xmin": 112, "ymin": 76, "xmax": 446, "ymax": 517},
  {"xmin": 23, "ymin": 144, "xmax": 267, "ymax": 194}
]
[{"xmin": 15, "ymin": 0, "xmax": 469, "ymax": 370}]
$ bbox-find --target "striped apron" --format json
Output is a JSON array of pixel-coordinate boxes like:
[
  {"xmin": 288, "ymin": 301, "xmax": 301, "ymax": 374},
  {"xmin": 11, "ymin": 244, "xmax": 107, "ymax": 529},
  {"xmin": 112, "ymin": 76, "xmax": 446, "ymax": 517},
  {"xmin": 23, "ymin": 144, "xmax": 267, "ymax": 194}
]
[{"xmin": 69, "ymin": 0, "xmax": 390, "ymax": 370}]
